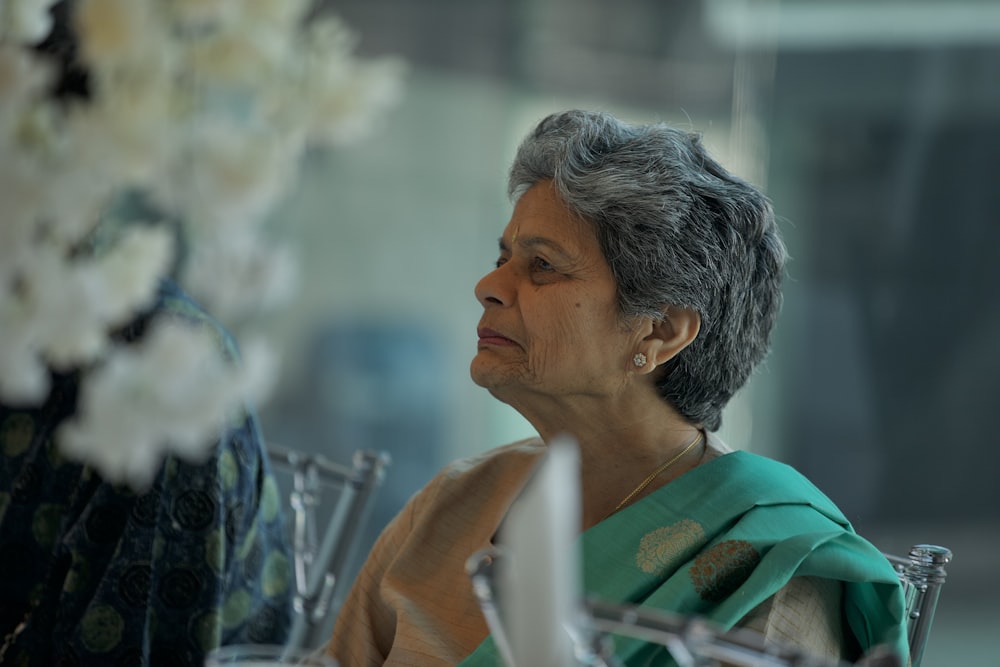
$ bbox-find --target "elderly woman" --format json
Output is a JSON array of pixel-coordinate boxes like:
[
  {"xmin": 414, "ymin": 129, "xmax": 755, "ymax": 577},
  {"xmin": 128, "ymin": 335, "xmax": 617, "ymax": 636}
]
[{"xmin": 328, "ymin": 110, "xmax": 907, "ymax": 666}]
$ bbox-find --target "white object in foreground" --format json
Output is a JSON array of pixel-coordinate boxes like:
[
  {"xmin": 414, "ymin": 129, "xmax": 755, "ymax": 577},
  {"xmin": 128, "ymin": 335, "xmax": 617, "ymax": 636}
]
[{"xmin": 501, "ymin": 434, "xmax": 583, "ymax": 667}]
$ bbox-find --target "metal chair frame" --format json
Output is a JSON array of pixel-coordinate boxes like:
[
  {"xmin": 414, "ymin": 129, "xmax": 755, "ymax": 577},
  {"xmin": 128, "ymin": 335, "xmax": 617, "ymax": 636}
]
[
  {"xmin": 883, "ymin": 544, "xmax": 952, "ymax": 667},
  {"xmin": 467, "ymin": 542, "xmax": 952, "ymax": 667},
  {"xmin": 268, "ymin": 444, "xmax": 391, "ymax": 650}
]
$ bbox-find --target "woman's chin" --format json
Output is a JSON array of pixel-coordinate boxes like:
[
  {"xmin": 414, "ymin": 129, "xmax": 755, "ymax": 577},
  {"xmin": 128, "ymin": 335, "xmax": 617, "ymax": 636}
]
[
  {"xmin": 470, "ymin": 358, "xmax": 516, "ymax": 394},
  {"xmin": 469, "ymin": 359, "xmax": 498, "ymax": 390}
]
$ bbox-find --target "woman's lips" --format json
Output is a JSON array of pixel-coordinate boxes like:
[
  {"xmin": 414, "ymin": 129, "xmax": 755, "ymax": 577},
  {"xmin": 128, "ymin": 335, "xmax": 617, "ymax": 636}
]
[{"xmin": 477, "ymin": 327, "xmax": 518, "ymax": 347}]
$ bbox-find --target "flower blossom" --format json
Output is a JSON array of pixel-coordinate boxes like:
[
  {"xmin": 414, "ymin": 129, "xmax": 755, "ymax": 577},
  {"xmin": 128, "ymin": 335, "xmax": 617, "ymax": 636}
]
[
  {"xmin": 57, "ymin": 320, "xmax": 278, "ymax": 491},
  {"xmin": 1, "ymin": 0, "xmax": 403, "ymax": 490},
  {"xmin": 2, "ymin": 0, "xmax": 61, "ymax": 43}
]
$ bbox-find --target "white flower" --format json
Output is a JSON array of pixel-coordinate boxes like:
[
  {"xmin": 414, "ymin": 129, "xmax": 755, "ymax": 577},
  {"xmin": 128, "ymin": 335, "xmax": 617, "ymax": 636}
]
[
  {"xmin": 307, "ymin": 56, "xmax": 405, "ymax": 145},
  {"xmin": 1, "ymin": 0, "xmax": 403, "ymax": 486},
  {"xmin": 183, "ymin": 226, "xmax": 298, "ymax": 323},
  {"xmin": 60, "ymin": 61, "xmax": 176, "ymax": 188},
  {"xmin": 57, "ymin": 320, "xmax": 269, "ymax": 491},
  {"xmin": 0, "ymin": 296, "xmax": 49, "ymax": 403},
  {"xmin": 90, "ymin": 225, "xmax": 174, "ymax": 324},
  {"xmin": 161, "ymin": 120, "xmax": 302, "ymax": 228},
  {"xmin": 1, "ymin": 0, "xmax": 61, "ymax": 44},
  {"xmin": 0, "ymin": 154, "xmax": 46, "ymax": 282},
  {"xmin": 0, "ymin": 223, "xmax": 170, "ymax": 385},
  {"xmin": 232, "ymin": 334, "xmax": 280, "ymax": 407},
  {"xmin": 73, "ymin": 0, "xmax": 158, "ymax": 66},
  {"xmin": 25, "ymin": 244, "xmax": 110, "ymax": 368},
  {"xmin": 297, "ymin": 18, "xmax": 406, "ymax": 146},
  {"xmin": 184, "ymin": 28, "xmax": 284, "ymax": 88},
  {"xmin": 0, "ymin": 44, "xmax": 53, "ymax": 131},
  {"xmin": 59, "ymin": 109, "xmax": 157, "ymax": 195},
  {"xmin": 165, "ymin": 0, "xmax": 234, "ymax": 30},
  {"xmin": 240, "ymin": 0, "xmax": 311, "ymax": 30}
]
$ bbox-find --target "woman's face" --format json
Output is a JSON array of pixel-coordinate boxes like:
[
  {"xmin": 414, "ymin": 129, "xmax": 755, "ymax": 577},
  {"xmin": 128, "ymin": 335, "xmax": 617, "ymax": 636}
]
[{"xmin": 471, "ymin": 181, "xmax": 644, "ymax": 408}]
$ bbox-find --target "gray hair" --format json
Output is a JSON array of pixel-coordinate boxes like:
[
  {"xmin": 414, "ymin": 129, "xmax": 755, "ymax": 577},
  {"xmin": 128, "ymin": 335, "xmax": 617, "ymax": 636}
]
[{"xmin": 508, "ymin": 110, "xmax": 786, "ymax": 431}]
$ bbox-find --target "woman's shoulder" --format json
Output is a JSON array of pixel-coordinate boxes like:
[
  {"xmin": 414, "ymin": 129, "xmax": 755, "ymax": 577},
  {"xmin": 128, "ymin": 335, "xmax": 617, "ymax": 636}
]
[
  {"xmin": 441, "ymin": 437, "xmax": 546, "ymax": 480},
  {"xmin": 696, "ymin": 446, "xmax": 849, "ymax": 527},
  {"xmin": 390, "ymin": 438, "xmax": 546, "ymax": 544},
  {"xmin": 409, "ymin": 438, "xmax": 546, "ymax": 511}
]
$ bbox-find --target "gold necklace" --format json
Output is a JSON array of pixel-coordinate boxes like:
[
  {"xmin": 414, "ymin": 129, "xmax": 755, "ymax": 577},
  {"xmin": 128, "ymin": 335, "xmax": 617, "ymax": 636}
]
[{"xmin": 610, "ymin": 430, "xmax": 704, "ymax": 515}]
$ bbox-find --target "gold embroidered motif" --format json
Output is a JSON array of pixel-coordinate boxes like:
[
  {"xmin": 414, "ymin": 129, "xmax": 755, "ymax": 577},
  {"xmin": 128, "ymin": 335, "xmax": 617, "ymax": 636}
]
[
  {"xmin": 635, "ymin": 519, "xmax": 706, "ymax": 575},
  {"xmin": 689, "ymin": 539, "xmax": 760, "ymax": 602}
]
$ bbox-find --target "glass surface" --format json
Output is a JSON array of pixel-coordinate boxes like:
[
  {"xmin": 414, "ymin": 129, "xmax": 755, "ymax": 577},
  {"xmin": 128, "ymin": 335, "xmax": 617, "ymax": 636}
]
[{"xmin": 204, "ymin": 645, "xmax": 337, "ymax": 667}]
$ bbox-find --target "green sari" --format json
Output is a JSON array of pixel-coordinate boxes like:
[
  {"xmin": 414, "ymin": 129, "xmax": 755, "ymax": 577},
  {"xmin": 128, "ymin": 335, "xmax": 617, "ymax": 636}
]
[{"xmin": 460, "ymin": 451, "xmax": 908, "ymax": 666}]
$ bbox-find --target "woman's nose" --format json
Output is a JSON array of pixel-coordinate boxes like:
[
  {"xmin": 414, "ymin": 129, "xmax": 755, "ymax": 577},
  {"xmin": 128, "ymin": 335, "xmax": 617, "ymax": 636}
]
[{"xmin": 475, "ymin": 264, "xmax": 512, "ymax": 307}]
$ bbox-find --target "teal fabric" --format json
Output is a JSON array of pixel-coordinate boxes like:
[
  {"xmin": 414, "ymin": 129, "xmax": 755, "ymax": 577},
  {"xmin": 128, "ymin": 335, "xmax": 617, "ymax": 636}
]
[
  {"xmin": 460, "ymin": 451, "xmax": 907, "ymax": 666},
  {"xmin": 0, "ymin": 280, "xmax": 292, "ymax": 666}
]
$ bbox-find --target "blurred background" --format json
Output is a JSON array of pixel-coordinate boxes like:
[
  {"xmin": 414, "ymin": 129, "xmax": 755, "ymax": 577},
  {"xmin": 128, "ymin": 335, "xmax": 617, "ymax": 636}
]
[{"xmin": 256, "ymin": 1, "xmax": 999, "ymax": 663}]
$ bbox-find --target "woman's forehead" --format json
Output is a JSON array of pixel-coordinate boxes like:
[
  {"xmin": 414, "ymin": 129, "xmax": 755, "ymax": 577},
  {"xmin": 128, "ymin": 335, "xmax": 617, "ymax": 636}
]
[{"xmin": 501, "ymin": 184, "xmax": 597, "ymax": 251}]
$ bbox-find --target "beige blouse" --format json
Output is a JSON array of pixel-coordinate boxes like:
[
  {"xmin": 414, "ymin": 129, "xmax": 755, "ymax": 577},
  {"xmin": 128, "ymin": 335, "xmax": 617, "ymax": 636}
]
[{"xmin": 327, "ymin": 440, "xmax": 850, "ymax": 666}]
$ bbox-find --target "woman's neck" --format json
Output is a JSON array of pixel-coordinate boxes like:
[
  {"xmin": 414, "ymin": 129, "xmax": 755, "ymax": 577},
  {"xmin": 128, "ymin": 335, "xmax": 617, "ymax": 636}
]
[{"xmin": 510, "ymin": 388, "xmax": 707, "ymax": 530}]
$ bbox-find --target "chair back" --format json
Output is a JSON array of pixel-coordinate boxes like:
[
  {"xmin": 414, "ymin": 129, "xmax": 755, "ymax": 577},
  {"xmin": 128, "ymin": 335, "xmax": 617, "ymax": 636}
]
[
  {"xmin": 268, "ymin": 444, "xmax": 391, "ymax": 650},
  {"xmin": 883, "ymin": 544, "xmax": 952, "ymax": 667},
  {"xmin": 468, "ymin": 548, "xmax": 905, "ymax": 667},
  {"xmin": 469, "ymin": 542, "xmax": 953, "ymax": 667}
]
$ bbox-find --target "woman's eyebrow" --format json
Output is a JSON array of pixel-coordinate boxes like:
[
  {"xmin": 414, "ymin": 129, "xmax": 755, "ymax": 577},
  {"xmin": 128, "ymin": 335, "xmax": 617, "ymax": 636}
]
[{"xmin": 497, "ymin": 235, "xmax": 572, "ymax": 259}]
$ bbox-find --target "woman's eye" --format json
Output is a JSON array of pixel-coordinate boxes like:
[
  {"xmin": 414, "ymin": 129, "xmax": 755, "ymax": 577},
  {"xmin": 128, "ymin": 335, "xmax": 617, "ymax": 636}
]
[{"xmin": 532, "ymin": 257, "xmax": 554, "ymax": 271}]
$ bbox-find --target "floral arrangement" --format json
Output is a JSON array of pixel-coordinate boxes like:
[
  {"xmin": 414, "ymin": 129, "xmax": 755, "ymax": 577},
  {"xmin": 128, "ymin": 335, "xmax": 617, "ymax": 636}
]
[{"xmin": 0, "ymin": 0, "xmax": 403, "ymax": 489}]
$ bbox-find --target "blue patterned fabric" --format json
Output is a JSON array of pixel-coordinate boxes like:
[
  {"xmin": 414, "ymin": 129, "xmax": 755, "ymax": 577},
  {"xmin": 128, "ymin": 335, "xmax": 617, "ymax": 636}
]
[{"xmin": 0, "ymin": 281, "xmax": 293, "ymax": 666}]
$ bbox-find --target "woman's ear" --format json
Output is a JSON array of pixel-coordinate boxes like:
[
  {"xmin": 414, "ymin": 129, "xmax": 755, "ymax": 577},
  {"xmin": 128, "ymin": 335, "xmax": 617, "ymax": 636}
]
[{"xmin": 635, "ymin": 306, "xmax": 700, "ymax": 372}]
